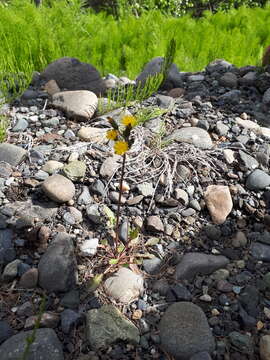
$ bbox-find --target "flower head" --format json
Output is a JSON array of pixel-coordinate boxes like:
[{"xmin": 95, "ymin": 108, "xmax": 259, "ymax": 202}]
[
  {"xmin": 114, "ymin": 141, "xmax": 129, "ymax": 155},
  {"xmin": 121, "ymin": 115, "xmax": 137, "ymax": 128},
  {"xmin": 106, "ymin": 129, "xmax": 118, "ymax": 140}
]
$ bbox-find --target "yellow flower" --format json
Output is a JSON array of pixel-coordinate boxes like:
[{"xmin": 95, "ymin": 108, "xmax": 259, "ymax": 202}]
[
  {"xmin": 106, "ymin": 129, "xmax": 118, "ymax": 140},
  {"xmin": 121, "ymin": 115, "xmax": 137, "ymax": 128},
  {"xmin": 114, "ymin": 141, "xmax": 129, "ymax": 155}
]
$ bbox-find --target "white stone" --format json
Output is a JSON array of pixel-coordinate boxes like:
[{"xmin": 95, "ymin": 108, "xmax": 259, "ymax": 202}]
[
  {"xmin": 223, "ymin": 149, "xmax": 235, "ymax": 164},
  {"xmin": 79, "ymin": 238, "xmax": 99, "ymax": 256},
  {"xmin": 235, "ymin": 117, "xmax": 260, "ymax": 132}
]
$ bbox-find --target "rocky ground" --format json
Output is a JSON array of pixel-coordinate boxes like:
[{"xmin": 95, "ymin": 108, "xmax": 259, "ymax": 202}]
[{"xmin": 0, "ymin": 57, "xmax": 270, "ymax": 360}]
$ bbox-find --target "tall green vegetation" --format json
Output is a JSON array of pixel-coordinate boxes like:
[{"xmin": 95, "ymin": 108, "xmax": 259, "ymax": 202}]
[{"xmin": 0, "ymin": 0, "xmax": 270, "ymax": 95}]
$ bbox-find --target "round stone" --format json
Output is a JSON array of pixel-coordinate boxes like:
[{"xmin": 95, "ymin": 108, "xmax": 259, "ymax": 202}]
[{"xmin": 42, "ymin": 174, "xmax": 75, "ymax": 203}]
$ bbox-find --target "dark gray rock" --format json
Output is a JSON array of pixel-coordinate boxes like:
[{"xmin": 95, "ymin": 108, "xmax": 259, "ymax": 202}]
[
  {"xmin": 0, "ymin": 143, "xmax": 27, "ymax": 166},
  {"xmin": 250, "ymin": 242, "xmax": 270, "ymax": 262},
  {"xmin": 239, "ymin": 150, "xmax": 259, "ymax": 170},
  {"xmin": 175, "ymin": 253, "xmax": 230, "ymax": 280},
  {"xmin": 0, "ymin": 321, "xmax": 14, "ymax": 345},
  {"xmin": 136, "ymin": 56, "xmax": 184, "ymax": 90},
  {"xmin": 0, "ymin": 328, "xmax": 64, "ymax": 360},
  {"xmin": 206, "ymin": 59, "xmax": 233, "ymax": 73},
  {"xmin": 60, "ymin": 290, "xmax": 80, "ymax": 309},
  {"xmin": 218, "ymin": 90, "xmax": 241, "ymax": 105},
  {"xmin": 229, "ymin": 331, "xmax": 253, "ymax": 354},
  {"xmin": 190, "ymin": 352, "xmax": 212, "ymax": 360},
  {"xmin": 60, "ymin": 309, "xmax": 81, "ymax": 334},
  {"xmin": 159, "ymin": 302, "xmax": 215, "ymax": 360},
  {"xmin": 40, "ymin": 57, "xmax": 106, "ymax": 95},
  {"xmin": 219, "ymin": 72, "xmax": 238, "ymax": 88},
  {"xmin": 143, "ymin": 256, "xmax": 162, "ymax": 275},
  {"xmin": 38, "ymin": 232, "xmax": 77, "ymax": 293},
  {"xmin": 246, "ymin": 169, "xmax": 270, "ymax": 191}
]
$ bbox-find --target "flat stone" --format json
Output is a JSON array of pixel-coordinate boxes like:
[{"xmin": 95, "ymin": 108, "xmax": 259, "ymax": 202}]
[
  {"xmin": 52, "ymin": 90, "xmax": 97, "ymax": 121},
  {"xmin": 0, "ymin": 143, "xmax": 27, "ymax": 166},
  {"xmin": 239, "ymin": 150, "xmax": 259, "ymax": 170},
  {"xmin": 246, "ymin": 169, "xmax": 270, "ymax": 191},
  {"xmin": 146, "ymin": 216, "xmax": 164, "ymax": 232},
  {"xmin": 250, "ymin": 242, "xmax": 270, "ymax": 262},
  {"xmin": 175, "ymin": 253, "xmax": 230, "ymax": 280},
  {"xmin": 38, "ymin": 232, "xmax": 77, "ymax": 293},
  {"xmin": 100, "ymin": 156, "xmax": 119, "ymax": 178},
  {"xmin": 137, "ymin": 182, "xmax": 155, "ymax": 197},
  {"xmin": 77, "ymin": 126, "xmax": 107, "ymax": 142},
  {"xmin": 260, "ymin": 335, "xmax": 270, "ymax": 360},
  {"xmin": 204, "ymin": 185, "xmax": 233, "ymax": 224},
  {"xmin": 42, "ymin": 160, "xmax": 64, "ymax": 174},
  {"xmin": 159, "ymin": 302, "xmax": 215, "ymax": 360},
  {"xmin": 62, "ymin": 160, "xmax": 86, "ymax": 181},
  {"xmin": 2, "ymin": 259, "xmax": 21, "ymax": 282},
  {"xmin": 42, "ymin": 174, "xmax": 75, "ymax": 203},
  {"xmin": 236, "ymin": 117, "xmax": 260, "ymax": 131},
  {"xmin": 165, "ymin": 127, "xmax": 213, "ymax": 149},
  {"xmin": 40, "ymin": 57, "xmax": 106, "ymax": 95},
  {"xmin": 0, "ymin": 328, "xmax": 64, "ymax": 360},
  {"xmin": 104, "ymin": 267, "xmax": 144, "ymax": 304},
  {"xmin": 18, "ymin": 268, "xmax": 38, "ymax": 288},
  {"xmin": 85, "ymin": 304, "xmax": 140, "ymax": 350},
  {"xmin": 223, "ymin": 149, "xmax": 235, "ymax": 164},
  {"xmin": 0, "ymin": 321, "xmax": 14, "ymax": 345},
  {"xmin": 12, "ymin": 118, "xmax": 29, "ymax": 132}
]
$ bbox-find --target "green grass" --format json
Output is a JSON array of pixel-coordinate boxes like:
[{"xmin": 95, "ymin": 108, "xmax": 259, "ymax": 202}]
[{"xmin": 0, "ymin": 0, "xmax": 270, "ymax": 92}]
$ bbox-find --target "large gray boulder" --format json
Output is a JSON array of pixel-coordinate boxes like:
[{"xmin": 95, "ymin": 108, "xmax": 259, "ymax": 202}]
[
  {"xmin": 0, "ymin": 328, "xmax": 64, "ymax": 360},
  {"xmin": 38, "ymin": 232, "xmax": 77, "ymax": 293},
  {"xmin": 136, "ymin": 57, "xmax": 185, "ymax": 90},
  {"xmin": 40, "ymin": 57, "xmax": 106, "ymax": 95},
  {"xmin": 159, "ymin": 302, "xmax": 215, "ymax": 360}
]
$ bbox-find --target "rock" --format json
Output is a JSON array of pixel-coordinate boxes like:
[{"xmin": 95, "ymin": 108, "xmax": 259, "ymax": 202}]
[
  {"xmin": 90, "ymin": 179, "xmax": 106, "ymax": 197},
  {"xmin": 18, "ymin": 268, "xmax": 38, "ymax": 288},
  {"xmin": 204, "ymin": 185, "xmax": 233, "ymax": 224},
  {"xmin": 165, "ymin": 127, "xmax": 213, "ymax": 149},
  {"xmin": 79, "ymin": 238, "xmax": 99, "ymax": 256},
  {"xmin": 143, "ymin": 256, "xmax": 162, "ymax": 275},
  {"xmin": 2, "ymin": 259, "xmax": 21, "ymax": 282},
  {"xmin": 168, "ymin": 88, "xmax": 185, "ymax": 98},
  {"xmin": 42, "ymin": 160, "xmax": 64, "ymax": 174},
  {"xmin": 77, "ymin": 186, "xmax": 93, "ymax": 205},
  {"xmin": 77, "ymin": 126, "xmax": 107, "ymax": 142},
  {"xmin": 260, "ymin": 335, "xmax": 270, "ymax": 360},
  {"xmin": 206, "ymin": 59, "xmax": 233, "ymax": 73},
  {"xmin": 0, "ymin": 328, "xmax": 64, "ymax": 360},
  {"xmin": 246, "ymin": 169, "xmax": 270, "ymax": 191},
  {"xmin": 219, "ymin": 72, "xmax": 238, "ymax": 88},
  {"xmin": 38, "ymin": 232, "xmax": 77, "ymax": 293},
  {"xmin": 156, "ymin": 94, "xmax": 175, "ymax": 109},
  {"xmin": 44, "ymin": 79, "xmax": 60, "ymax": 96},
  {"xmin": 42, "ymin": 174, "xmax": 75, "ymax": 203},
  {"xmin": 219, "ymin": 89, "xmax": 241, "ymax": 105},
  {"xmin": 62, "ymin": 160, "xmax": 86, "ymax": 181},
  {"xmin": 136, "ymin": 56, "xmax": 184, "ymax": 90},
  {"xmin": 61, "ymin": 309, "xmax": 81, "ymax": 334},
  {"xmin": 250, "ymin": 242, "xmax": 270, "ymax": 262},
  {"xmin": 239, "ymin": 150, "xmax": 259, "ymax": 170},
  {"xmin": 190, "ymin": 352, "xmax": 212, "ymax": 360},
  {"xmin": 86, "ymin": 204, "xmax": 115, "ymax": 225},
  {"xmin": 229, "ymin": 331, "xmax": 253, "ymax": 354},
  {"xmin": 263, "ymin": 88, "xmax": 270, "ymax": 105},
  {"xmin": 0, "ymin": 229, "xmax": 16, "ymax": 266},
  {"xmin": 104, "ymin": 267, "xmax": 144, "ymax": 304},
  {"xmin": 86, "ymin": 304, "xmax": 140, "ymax": 350},
  {"xmin": 175, "ymin": 253, "xmax": 230, "ymax": 280},
  {"xmin": 99, "ymin": 156, "xmax": 119, "ymax": 178},
  {"xmin": 137, "ymin": 182, "xmax": 155, "ymax": 197},
  {"xmin": 40, "ymin": 57, "xmax": 106, "ymax": 95},
  {"xmin": 146, "ymin": 216, "xmax": 164, "ymax": 232},
  {"xmin": 12, "ymin": 118, "xmax": 29, "ymax": 132},
  {"xmin": 174, "ymin": 188, "xmax": 189, "ymax": 205},
  {"xmin": 24, "ymin": 313, "xmax": 59, "ymax": 330},
  {"xmin": 0, "ymin": 143, "xmax": 27, "ymax": 166},
  {"xmin": 166, "ymin": 284, "xmax": 192, "ymax": 302},
  {"xmin": 236, "ymin": 117, "xmax": 260, "ymax": 131},
  {"xmin": 60, "ymin": 290, "xmax": 80, "ymax": 309},
  {"xmin": 159, "ymin": 302, "xmax": 215, "ymax": 360},
  {"xmin": 215, "ymin": 121, "xmax": 229, "ymax": 136},
  {"xmin": 52, "ymin": 90, "xmax": 97, "ymax": 121},
  {"xmin": 0, "ymin": 321, "xmax": 14, "ymax": 345}
]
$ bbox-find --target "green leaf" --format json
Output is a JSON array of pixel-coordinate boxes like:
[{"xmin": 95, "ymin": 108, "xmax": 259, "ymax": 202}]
[
  {"xmin": 86, "ymin": 274, "xmax": 104, "ymax": 293},
  {"xmin": 109, "ymin": 258, "xmax": 119, "ymax": 265},
  {"xmin": 117, "ymin": 244, "xmax": 125, "ymax": 253},
  {"xmin": 129, "ymin": 227, "xmax": 139, "ymax": 240}
]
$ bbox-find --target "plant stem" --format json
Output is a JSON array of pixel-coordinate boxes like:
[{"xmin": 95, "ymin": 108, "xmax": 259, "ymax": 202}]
[{"xmin": 115, "ymin": 153, "xmax": 126, "ymax": 252}]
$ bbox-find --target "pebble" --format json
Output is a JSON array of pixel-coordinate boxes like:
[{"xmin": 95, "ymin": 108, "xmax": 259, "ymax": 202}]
[{"xmin": 42, "ymin": 174, "xmax": 75, "ymax": 203}]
